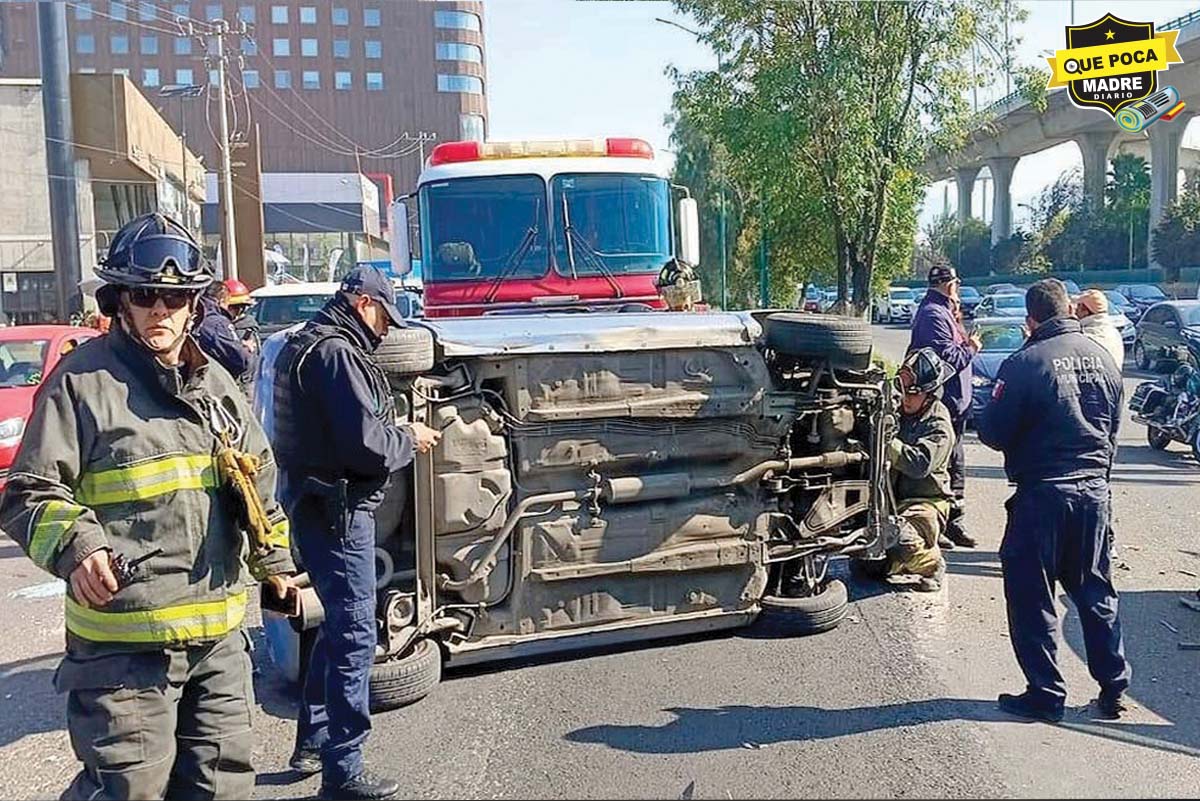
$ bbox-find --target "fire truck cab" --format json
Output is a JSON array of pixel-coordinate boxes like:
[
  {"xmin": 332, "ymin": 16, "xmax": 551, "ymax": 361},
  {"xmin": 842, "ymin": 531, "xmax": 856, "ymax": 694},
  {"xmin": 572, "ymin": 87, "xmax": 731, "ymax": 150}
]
[{"xmin": 390, "ymin": 137, "xmax": 700, "ymax": 318}]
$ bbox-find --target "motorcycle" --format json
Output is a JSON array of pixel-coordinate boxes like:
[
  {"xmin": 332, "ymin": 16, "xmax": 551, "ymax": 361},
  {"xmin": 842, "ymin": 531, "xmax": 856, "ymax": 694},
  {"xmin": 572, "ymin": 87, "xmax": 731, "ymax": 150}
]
[{"xmin": 1129, "ymin": 341, "xmax": 1200, "ymax": 460}]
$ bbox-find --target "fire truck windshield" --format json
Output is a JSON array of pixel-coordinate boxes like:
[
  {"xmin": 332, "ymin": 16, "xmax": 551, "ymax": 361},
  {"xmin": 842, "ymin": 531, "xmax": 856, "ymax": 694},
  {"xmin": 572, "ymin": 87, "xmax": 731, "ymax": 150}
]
[
  {"xmin": 421, "ymin": 175, "xmax": 548, "ymax": 282},
  {"xmin": 551, "ymin": 174, "xmax": 672, "ymax": 278}
]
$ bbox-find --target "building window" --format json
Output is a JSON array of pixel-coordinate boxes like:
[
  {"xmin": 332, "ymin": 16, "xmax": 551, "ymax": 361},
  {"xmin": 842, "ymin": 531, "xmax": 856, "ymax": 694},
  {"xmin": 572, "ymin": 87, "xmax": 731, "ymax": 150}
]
[
  {"xmin": 333, "ymin": 39, "xmax": 350, "ymax": 58},
  {"xmin": 174, "ymin": 36, "xmax": 192, "ymax": 55},
  {"xmin": 274, "ymin": 70, "xmax": 291, "ymax": 89},
  {"xmin": 365, "ymin": 71, "xmax": 384, "ymax": 91},
  {"xmin": 273, "ymin": 38, "xmax": 290, "ymax": 57},
  {"xmin": 139, "ymin": 1, "xmax": 156, "ymax": 21},
  {"xmin": 209, "ymin": 69, "xmax": 219, "ymax": 86},
  {"xmin": 301, "ymin": 38, "xmax": 318, "ymax": 57},
  {"xmin": 302, "ymin": 70, "xmax": 320, "ymax": 90},
  {"xmin": 113, "ymin": 67, "xmax": 130, "ymax": 77},
  {"xmin": 238, "ymin": 5, "xmax": 254, "ymax": 23},
  {"xmin": 205, "ymin": 3, "xmax": 221, "ymax": 21},
  {"xmin": 300, "ymin": 6, "xmax": 317, "ymax": 24},
  {"xmin": 335, "ymin": 70, "xmax": 352, "ymax": 90},
  {"xmin": 364, "ymin": 8, "xmax": 381, "ymax": 27},
  {"xmin": 460, "ymin": 113, "xmax": 485, "ymax": 142},
  {"xmin": 76, "ymin": 34, "xmax": 96, "ymax": 55},
  {"xmin": 435, "ymin": 10, "xmax": 481, "ymax": 31},
  {"xmin": 241, "ymin": 36, "xmax": 257, "ymax": 55},
  {"xmin": 271, "ymin": 5, "xmax": 287, "ymax": 24},
  {"xmin": 111, "ymin": 34, "xmax": 130, "ymax": 54},
  {"xmin": 140, "ymin": 35, "xmax": 158, "ymax": 55},
  {"xmin": 75, "ymin": 2, "xmax": 93, "ymax": 21},
  {"xmin": 243, "ymin": 69, "xmax": 259, "ymax": 88},
  {"xmin": 143, "ymin": 67, "xmax": 160, "ymax": 87},
  {"xmin": 437, "ymin": 74, "xmax": 483, "ymax": 94},
  {"xmin": 332, "ymin": 6, "xmax": 349, "ymax": 25},
  {"xmin": 110, "ymin": 2, "xmax": 128, "ymax": 21},
  {"xmin": 175, "ymin": 68, "xmax": 194, "ymax": 85},
  {"xmin": 436, "ymin": 42, "xmax": 482, "ymax": 63},
  {"xmin": 364, "ymin": 40, "xmax": 382, "ymax": 59},
  {"xmin": 172, "ymin": 3, "xmax": 190, "ymax": 19}
]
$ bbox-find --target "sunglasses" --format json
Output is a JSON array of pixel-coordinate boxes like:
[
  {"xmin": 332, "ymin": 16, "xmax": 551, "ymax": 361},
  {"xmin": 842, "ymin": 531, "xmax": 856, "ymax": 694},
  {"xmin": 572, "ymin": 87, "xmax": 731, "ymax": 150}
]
[{"xmin": 127, "ymin": 287, "xmax": 197, "ymax": 310}]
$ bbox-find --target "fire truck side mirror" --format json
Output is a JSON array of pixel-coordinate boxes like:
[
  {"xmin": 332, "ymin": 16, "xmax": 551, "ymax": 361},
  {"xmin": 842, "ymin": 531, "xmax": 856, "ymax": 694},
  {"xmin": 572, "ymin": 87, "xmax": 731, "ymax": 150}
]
[
  {"xmin": 678, "ymin": 197, "xmax": 700, "ymax": 267},
  {"xmin": 390, "ymin": 200, "xmax": 412, "ymax": 276}
]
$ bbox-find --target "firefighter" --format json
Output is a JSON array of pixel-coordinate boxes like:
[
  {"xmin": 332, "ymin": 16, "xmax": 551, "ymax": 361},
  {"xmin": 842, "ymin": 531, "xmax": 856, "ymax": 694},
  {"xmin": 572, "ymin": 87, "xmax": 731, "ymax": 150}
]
[
  {"xmin": 195, "ymin": 280, "xmax": 253, "ymax": 381},
  {"xmin": 223, "ymin": 278, "xmax": 261, "ymax": 356},
  {"xmin": 886, "ymin": 347, "xmax": 956, "ymax": 592},
  {"xmin": 0, "ymin": 212, "xmax": 296, "ymax": 799},
  {"xmin": 978, "ymin": 278, "xmax": 1130, "ymax": 722},
  {"xmin": 271, "ymin": 264, "xmax": 440, "ymax": 800}
]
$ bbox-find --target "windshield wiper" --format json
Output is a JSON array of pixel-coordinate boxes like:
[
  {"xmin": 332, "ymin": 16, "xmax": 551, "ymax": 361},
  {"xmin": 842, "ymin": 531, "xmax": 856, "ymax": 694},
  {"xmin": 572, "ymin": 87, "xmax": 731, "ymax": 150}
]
[
  {"xmin": 483, "ymin": 197, "xmax": 542, "ymax": 305},
  {"xmin": 560, "ymin": 192, "xmax": 623, "ymax": 299}
]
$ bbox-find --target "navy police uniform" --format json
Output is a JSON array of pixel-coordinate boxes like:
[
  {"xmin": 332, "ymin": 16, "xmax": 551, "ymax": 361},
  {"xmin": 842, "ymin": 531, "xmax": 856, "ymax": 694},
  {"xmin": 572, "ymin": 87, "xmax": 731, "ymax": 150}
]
[
  {"xmin": 978, "ymin": 317, "xmax": 1130, "ymax": 712},
  {"xmin": 271, "ymin": 269, "xmax": 413, "ymax": 788}
]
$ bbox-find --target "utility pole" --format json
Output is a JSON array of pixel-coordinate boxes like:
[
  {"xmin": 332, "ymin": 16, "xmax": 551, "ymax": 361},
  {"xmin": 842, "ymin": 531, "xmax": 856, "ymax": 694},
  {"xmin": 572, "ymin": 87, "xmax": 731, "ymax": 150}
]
[
  {"xmin": 38, "ymin": 0, "xmax": 83, "ymax": 322},
  {"xmin": 214, "ymin": 19, "xmax": 238, "ymax": 280}
]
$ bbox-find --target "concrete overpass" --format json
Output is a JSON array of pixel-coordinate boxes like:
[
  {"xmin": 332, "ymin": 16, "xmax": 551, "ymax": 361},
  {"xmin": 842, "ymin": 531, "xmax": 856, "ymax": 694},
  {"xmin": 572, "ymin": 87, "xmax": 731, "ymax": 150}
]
[{"xmin": 923, "ymin": 8, "xmax": 1200, "ymax": 263}]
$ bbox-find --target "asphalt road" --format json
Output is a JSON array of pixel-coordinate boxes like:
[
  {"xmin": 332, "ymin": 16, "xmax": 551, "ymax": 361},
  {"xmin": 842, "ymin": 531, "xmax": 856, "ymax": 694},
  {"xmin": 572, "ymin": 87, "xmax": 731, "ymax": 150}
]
[{"xmin": 0, "ymin": 322, "xmax": 1197, "ymax": 799}]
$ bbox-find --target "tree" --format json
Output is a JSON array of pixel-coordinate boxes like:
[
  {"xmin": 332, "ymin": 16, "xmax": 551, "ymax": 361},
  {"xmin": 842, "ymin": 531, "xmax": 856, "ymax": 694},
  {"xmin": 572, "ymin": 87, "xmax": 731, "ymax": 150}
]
[
  {"xmin": 925, "ymin": 214, "xmax": 991, "ymax": 277},
  {"xmin": 1153, "ymin": 188, "xmax": 1200, "ymax": 284},
  {"xmin": 669, "ymin": 0, "xmax": 1036, "ymax": 312}
]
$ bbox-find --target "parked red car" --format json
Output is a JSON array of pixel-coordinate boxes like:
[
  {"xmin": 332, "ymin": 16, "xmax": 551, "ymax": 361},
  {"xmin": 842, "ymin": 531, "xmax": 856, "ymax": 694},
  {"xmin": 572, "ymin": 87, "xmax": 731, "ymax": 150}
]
[{"xmin": 0, "ymin": 325, "xmax": 101, "ymax": 491}]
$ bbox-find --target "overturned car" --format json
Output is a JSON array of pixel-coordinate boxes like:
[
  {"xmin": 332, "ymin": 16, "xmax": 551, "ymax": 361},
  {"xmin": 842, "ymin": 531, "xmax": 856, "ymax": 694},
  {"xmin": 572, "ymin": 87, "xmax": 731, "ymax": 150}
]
[{"xmin": 258, "ymin": 311, "xmax": 897, "ymax": 710}]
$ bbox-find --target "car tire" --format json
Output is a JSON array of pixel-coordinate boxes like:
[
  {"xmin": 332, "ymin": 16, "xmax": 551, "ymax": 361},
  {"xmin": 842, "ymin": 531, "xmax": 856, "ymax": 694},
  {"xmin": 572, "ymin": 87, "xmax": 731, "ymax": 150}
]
[
  {"xmin": 1134, "ymin": 341, "xmax": 1150, "ymax": 371},
  {"xmin": 764, "ymin": 314, "xmax": 873, "ymax": 370},
  {"xmin": 368, "ymin": 638, "xmax": 442, "ymax": 712},
  {"xmin": 1147, "ymin": 426, "xmax": 1172, "ymax": 451},
  {"xmin": 759, "ymin": 579, "xmax": 849, "ymax": 635},
  {"xmin": 376, "ymin": 326, "xmax": 435, "ymax": 376}
]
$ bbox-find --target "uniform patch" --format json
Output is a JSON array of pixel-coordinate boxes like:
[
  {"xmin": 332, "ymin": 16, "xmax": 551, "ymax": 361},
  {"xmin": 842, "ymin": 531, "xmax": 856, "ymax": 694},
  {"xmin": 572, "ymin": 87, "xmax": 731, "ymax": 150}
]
[{"xmin": 992, "ymin": 380, "xmax": 1006, "ymax": 400}]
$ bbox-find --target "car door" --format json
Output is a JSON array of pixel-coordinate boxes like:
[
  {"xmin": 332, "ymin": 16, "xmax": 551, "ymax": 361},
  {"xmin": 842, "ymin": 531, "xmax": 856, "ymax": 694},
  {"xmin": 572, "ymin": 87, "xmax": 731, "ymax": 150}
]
[
  {"xmin": 1140, "ymin": 306, "xmax": 1167, "ymax": 357},
  {"xmin": 1160, "ymin": 306, "xmax": 1184, "ymax": 358}
]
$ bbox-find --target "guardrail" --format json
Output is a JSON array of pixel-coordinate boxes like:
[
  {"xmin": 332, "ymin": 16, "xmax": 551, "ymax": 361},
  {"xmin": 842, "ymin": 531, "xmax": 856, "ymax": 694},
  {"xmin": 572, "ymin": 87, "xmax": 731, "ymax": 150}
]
[{"xmin": 1161, "ymin": 7, "xmax": 1200, "ymax": 32}]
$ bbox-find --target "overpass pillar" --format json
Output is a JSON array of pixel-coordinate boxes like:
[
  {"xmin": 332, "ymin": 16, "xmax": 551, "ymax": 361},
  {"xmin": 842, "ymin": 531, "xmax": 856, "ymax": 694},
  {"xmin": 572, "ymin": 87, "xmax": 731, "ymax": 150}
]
[
  {"xmin": 986, "ymin": 157, "xmax": 1018, "ymax": 245},
  {"xmin": 955, "ymin": 166, "xmax": 980, "ymax": 223},
  {"xmin": 1147, "ymin": 115, "xmax": 1193, "ymax": 268},
  {"xmin": 1075, "ymin": 131, "xmax": 1117, "ymax": 209}
]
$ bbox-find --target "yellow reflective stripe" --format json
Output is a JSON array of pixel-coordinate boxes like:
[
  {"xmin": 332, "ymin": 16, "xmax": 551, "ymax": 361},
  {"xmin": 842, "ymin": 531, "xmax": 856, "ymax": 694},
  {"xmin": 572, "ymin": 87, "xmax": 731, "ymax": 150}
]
[
  {"xmin": 77, "ymin": 454, "xmax": 217, "ymax": 506},
  {"xmin": 29, "ymin": 500, "xmax": 86, "ymax": 571},
  {"xmin": 64, "ymin": 592, "xmax": 248, "ymax": 644},
  {"xmin": 267, "ymin": 518, "xmax": 290, "ymax": 548}
]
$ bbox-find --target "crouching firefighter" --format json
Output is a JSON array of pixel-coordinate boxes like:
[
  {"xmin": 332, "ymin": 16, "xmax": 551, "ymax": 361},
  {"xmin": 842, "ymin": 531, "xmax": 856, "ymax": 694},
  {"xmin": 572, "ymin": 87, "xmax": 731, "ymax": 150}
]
[
  {"xmin": 0, "ymin": 213, "xmax": 296, "ymax": 800},
  {"xmin": 884, "ymin": 348, "xmax": 957, "ymax": 592},
  {"xmin": 271, "ymin": 265, "xmax": 440, "ymax": 800}
]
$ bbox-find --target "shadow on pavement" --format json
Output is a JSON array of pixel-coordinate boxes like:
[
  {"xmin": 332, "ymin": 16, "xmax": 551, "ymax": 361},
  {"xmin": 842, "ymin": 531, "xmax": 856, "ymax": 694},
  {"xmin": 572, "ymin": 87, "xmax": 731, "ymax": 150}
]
[
  {"xmin": 0, "ymin": 651, "xmax": 62, "ymax": 747},
  {"xmin": 1112, "ymin": 444, "xmax": 1199, "ymax": 471},
  {"xmin": 944, "ymin": 549, "xmax": 1004, "ymax": 580}
]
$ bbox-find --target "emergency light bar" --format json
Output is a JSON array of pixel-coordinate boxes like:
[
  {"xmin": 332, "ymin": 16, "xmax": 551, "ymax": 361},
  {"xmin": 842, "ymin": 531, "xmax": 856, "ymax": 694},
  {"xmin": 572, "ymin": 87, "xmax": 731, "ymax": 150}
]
[{"xmin": 429, "ymin": 137, "xmax": 654, "ymax": 166}]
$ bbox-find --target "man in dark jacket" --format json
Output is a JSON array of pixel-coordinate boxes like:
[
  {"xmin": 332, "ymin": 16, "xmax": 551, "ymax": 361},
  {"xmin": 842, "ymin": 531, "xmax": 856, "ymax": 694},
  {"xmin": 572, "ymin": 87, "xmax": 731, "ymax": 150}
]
[
  {"xmin": 978, "ymin": 278, "xmax": 1130, "ymax": 723},
  {"xmin": 271, "ymin": 265, "xmax": 439, "ymax": 800},
  {"xmin": 908, "ymin": 263, "xmax": 981, "ymax": 548},
  {"xmin": 195, "ymin": 281, "xmax": 253, "ymax": 381}
]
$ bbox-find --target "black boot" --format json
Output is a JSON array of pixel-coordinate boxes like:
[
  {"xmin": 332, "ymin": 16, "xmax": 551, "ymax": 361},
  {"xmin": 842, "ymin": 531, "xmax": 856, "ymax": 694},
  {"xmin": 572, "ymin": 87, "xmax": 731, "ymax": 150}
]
[
  {"xmin": 945, "ymin": 509, "xmax": 977, "ymax": 549},
  {"xmin": 319, "ymin": 770, "xmax": 401, "ymax": 800},
  {"xmin": 1093, "ymin": 689, "xmax": 1131, "ymax": 720},
  {"xmin": 289, "ymin": 747, "xmax": 322, "ymax": 776},
  {"xmin": 997, "ymin": 691, "xmax": 1064, "ymax": 723}
]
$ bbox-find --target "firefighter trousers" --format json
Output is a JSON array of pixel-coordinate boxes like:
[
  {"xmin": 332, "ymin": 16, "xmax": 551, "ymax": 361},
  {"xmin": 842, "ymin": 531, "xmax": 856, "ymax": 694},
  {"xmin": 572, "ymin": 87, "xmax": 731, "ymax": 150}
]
[{"xmin": 56, "ymin": 630, "xmax": 255, "ymax": 801}]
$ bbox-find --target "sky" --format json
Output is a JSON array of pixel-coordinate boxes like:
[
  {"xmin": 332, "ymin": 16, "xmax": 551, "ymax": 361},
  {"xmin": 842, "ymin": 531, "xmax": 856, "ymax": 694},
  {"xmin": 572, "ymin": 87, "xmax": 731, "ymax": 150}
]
[{"xmin": 483, "ymin": 0, "xmax": 1200, "ymax": 237}]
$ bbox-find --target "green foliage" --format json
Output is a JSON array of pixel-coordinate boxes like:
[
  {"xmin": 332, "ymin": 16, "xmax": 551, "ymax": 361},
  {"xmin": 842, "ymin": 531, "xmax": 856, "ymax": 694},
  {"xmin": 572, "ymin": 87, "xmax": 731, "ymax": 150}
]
[
  {"xmin": 668, "ymin": 0, "xmax": 1026, "ymax": 312},
  {"xmin": 925, "ymin": 214, "xmax": 992, "ymax": 277},
  {"xmin": 1153, "ymin": 188, "xmax": 1200, "ymax": 284}
]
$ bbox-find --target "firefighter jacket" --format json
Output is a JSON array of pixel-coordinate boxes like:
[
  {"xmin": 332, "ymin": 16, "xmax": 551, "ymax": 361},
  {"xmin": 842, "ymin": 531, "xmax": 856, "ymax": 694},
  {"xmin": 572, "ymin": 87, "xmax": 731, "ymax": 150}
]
[
  {"xmin": 889, "ymin": 396, "xmax": 955, "ymax": 510},
  {"xmin": 0, "ymin": 323, "xmax": 295, "ymax": 654}
]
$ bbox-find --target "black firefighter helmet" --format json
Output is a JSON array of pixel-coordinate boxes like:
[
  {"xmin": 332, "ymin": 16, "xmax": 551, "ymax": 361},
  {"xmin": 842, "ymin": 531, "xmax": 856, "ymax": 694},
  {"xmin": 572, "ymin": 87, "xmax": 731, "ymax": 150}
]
[{"xmin": 95, "ymin": 213, "xmax": 212, "ymax": 316}]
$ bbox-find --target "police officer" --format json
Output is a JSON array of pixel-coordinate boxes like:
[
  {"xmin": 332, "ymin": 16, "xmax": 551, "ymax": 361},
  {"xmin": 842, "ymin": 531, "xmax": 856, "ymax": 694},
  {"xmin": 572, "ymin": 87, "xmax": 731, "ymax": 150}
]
[
  {"xmin": 0, "ymin": 213, "xmax": 296, "ymax": 799},
  {"xmin": 886, "ymin": 348, "xmax": 957, "ymax": 592},
  {"xmin": 978, "ymin": 278, "xmax": 1130, "ymax": 722},
  {"xmin": 909, "ymin": 262, "xmax": 980, "ymax": 549},
  {"xmin": 272, "ymin": 265, "xmax": 440, "ymax": 800},
  {"xmin": 195, "ymin": 279, "xmax": 254, "ymax": 381}
]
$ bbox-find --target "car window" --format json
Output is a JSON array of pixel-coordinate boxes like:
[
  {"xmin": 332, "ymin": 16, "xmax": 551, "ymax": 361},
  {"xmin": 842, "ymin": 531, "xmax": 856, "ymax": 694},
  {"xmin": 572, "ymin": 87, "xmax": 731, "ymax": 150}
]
[
  {"xmin": 959, "ymin": 287, "xmax": 980, "ymax": 300},
  {"xmin": 255, "ymin": 294, "xmax": 333, "ymax": 325},
  {"xmin": 1131, "ymin": 285, "xmax": 1166, "ymax": 300},
  {"xmin": 977, "ymin": 324, "xmax": 1025, "ymax": 351},
  {"xmin": 1143, "ymin": 307, "xmax": 1166, "ymax": 324},
  {"xmin": 0, "ymin": 340, "xmax": 50, "ymax": 387},
  {"xmin": 994, "ymin": 295, "xmax": 1024, "ymax": 310},
  {"xmin": 1181, "ymin": 306, "xmax": 1200, "ymax": 326},
  {"xmin": 889, "ymin": 288, "xmax": 914, "ymax": 300}
]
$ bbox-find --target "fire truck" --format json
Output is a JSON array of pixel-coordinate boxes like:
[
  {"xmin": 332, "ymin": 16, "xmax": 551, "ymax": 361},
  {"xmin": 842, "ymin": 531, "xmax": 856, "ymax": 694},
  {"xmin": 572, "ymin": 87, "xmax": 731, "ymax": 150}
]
[{"xmin": 389, "ymin": 137, "xmax": 700, "ymax": 318}]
